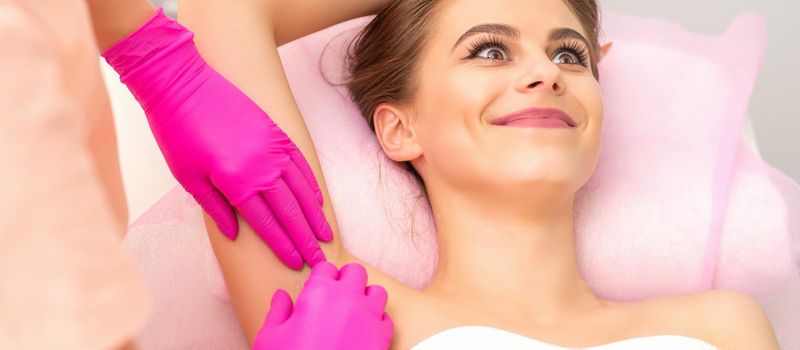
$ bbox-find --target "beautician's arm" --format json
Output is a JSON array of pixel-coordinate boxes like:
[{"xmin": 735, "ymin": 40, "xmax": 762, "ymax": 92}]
[
  {"xmin": 178, "ymin": 0, "xmax": 406, "ymax": 344},
  {"xmin": 90, "ymin": 0, "xmax": 339, "ymax": 270}
]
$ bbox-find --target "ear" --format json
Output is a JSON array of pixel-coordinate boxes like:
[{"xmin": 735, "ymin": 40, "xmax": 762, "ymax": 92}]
[
  {"xmin": 598, "ymin": 42, "xmax": 613, "ymax": 62},
  {"xmin": 373, "ymin": 103, "xmax": 423, "ymax": 163}
]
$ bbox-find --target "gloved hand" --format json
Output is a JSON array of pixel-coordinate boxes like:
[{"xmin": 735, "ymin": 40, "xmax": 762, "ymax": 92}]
[
  {"xmin": 254, "ymin": 262, "xmax": 393, "ymax": 350},
  {"xmin": 101, "ymin": 8, "xmax": 332, "ymax": 269}
]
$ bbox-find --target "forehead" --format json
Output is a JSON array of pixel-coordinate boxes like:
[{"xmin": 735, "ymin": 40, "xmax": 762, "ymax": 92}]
[{"xmin": 432, "ymin": 0, "xmax": 588, "ymax": 44}]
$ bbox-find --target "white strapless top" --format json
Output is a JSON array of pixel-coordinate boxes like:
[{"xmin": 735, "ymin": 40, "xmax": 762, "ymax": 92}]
[{"xmin": 411, "ymin": 326, "xmax": 718, "ymax": 350}]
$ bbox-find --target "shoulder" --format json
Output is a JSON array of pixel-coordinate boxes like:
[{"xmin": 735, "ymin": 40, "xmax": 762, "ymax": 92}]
[
  {"xmin": 652, "ymin": 289, "xmax": 780, "ymax": 350},
  {"xmin": 383, "ymin": 290, "xmax": 477, "ymax": 350}
]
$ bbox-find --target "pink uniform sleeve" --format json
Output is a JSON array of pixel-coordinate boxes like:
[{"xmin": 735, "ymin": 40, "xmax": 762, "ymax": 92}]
[{"xmin": 0, "ymin": 1, "xmax": 149, "ymax": 349}]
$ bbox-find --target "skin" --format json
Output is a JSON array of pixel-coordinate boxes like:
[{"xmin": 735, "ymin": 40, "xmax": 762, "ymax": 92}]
[
  {"xmin": 179, "ymin": 0, "xmax": 780, "ymax": 349},
  {"xmin": 86, "ymin": 0, "xmax": 156, "ymax": 52}
]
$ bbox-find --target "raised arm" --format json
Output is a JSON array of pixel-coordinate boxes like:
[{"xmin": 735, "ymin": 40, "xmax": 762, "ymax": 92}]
[
  {"xmin": 86, "ymin": 0, "xmax": 155, "ymax": 51},
  {"xmin": 176, "ymin": 0, "xmax": 405, "ymax": 344},
  {"xmin": 265, "ymin": 0, "xmax": 388, "ymax": 46}
]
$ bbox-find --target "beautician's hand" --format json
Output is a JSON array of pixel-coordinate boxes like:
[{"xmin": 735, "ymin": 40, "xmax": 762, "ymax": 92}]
[
  {"xmin": 101, "ymin": 8, "xmax": 332, "ymax": 270},
  {"xmin": 254, "ymin": 262, "xmax": 393, "ymax": 350}
]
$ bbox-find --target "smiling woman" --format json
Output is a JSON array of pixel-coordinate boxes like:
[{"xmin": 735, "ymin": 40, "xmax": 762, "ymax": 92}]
[{"xmin": 178, "ymin": 0, "xmax": 780, "ymax": 349}]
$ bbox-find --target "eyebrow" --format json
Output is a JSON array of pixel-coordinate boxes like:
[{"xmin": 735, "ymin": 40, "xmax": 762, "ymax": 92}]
[{"xmin": 451, "ymin": 23, "xmax": 590, "ymax": 53}]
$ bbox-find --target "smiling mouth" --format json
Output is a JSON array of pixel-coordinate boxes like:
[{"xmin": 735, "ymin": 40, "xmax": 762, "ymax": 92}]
[
  {"xmin": 491, "ymin": 107, "xmax": 577, "ymax": 128},
  {"xmin": 497, "ymin": 118, "xmax": 573, "ymax": 128}
]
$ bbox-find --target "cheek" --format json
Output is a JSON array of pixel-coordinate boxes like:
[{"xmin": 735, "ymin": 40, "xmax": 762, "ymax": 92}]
[
  {"xmin": 411, "ymin": 67, "xmax": 509, "ymax": 183},
  {"xmin": 568, "ymin": 76, "xmax": 603, "ymax": 140},
  {"xmin": 414, "ymin": 65, "xmax": 506, "ymax": 146},
  {"xmin": 575, "ymin": 79, "xmax": 604, "ymax": 179},
  {"xmin": 586, "ymin": 82, "xmax": 603, "ymax": 149},
  {"xmin": 572, "ymin": 76, "xmax": 604, "ymax": 123},
  {"xmin": 419, "ymin": 66, "xmax": 506, "ymax": 122}
]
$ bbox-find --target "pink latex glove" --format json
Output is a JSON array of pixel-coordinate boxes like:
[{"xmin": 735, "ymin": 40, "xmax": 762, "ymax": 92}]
[
  {"xmin": 101, "ymin": 8, "xmax": 333, "ymax": 269},
  {"xmin": 254, "ymin": 262, "xmax": 393, "ymax": 350}
]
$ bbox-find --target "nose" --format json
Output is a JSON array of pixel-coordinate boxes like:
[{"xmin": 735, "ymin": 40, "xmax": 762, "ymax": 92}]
[{"xmin": 514, "ymin": 55, "xmax": 565, "ymax": 95}]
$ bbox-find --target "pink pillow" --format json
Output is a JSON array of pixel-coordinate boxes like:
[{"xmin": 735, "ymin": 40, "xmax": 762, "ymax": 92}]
[
  {"xmin": 124, "ymin": 10, "xmax": 799, "ymax": 349},
  {"xmin": 572, "ymin": 12, "xmax": 798, "ymax": 348},
  {"xmin": 576, "ymin": 11, "xmax": 767, "ymax": 299}
]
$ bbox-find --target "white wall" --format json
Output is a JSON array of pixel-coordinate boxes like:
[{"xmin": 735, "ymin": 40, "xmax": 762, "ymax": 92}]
[{"xmin": 599, "ymin": 0, "xmax": 799, "ymax": 181}]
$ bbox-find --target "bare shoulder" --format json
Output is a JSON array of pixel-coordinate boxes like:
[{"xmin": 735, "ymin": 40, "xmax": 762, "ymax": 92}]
[
  {"xmin": 643, "ymin": 289, "xmax": 780, "ymax": 350},
  {"xmin": 695, "ymin": 289, "xmax": 779, "ymax": 350}
]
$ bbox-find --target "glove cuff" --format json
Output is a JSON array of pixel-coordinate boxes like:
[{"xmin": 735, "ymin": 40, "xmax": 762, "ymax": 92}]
[{"xmin": 101, "ymin": 8, "xmax": 207, "ymax": 116}]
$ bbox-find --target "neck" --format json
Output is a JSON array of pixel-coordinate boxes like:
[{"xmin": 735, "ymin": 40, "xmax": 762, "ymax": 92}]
[{"xmin": 422, "ymin": 184, "xmax": 605, "ymax": 325}]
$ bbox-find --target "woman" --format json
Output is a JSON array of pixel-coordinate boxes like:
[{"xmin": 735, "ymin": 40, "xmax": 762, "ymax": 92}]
[{"xmin": 179, "ymin": 0, "xmax": 779, "ymax": 348}]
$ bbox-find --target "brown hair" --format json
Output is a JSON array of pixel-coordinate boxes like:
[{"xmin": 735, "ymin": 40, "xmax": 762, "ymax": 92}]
[{"xmin": 345, "ymin": 0, "xmax": 601, "ymax": 194}]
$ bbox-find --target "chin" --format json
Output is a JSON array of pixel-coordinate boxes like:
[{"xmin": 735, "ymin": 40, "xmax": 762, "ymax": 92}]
[
  {"xmin": 502, "ymin": 160, "xmax": 592, "ymax": 191},
  {"xmin": 483, "ymin": 170, "xmax": 578, "ymax": 196}
]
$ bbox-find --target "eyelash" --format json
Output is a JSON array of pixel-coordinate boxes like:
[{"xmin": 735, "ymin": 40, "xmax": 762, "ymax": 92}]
[
  {"xmin": 554, "ymin": 40, "xmax": 590, "ymax": 68},
  {"xmin": 465, "ymin": 35, "xmax": 590, "ymax": 68}
]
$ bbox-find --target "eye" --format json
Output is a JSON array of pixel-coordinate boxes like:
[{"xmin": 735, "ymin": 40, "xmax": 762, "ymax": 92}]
[
  {"xmin": 552, "ymin": 40, "xmax": 590, "ymax": 68},
  {"xmin": 476, "ymin": 47, "xmax": 507, "ymax": 61},
  {"xmin": 465, "ymin": 35, "xmax": 510, "ymax": 61},
  {"xmin": 552, "ymin": 51, "xmax": 580, "ymax": 65}
]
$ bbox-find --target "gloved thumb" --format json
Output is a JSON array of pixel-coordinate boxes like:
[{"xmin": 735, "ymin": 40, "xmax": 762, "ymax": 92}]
[{"xmin": 262, "ymin": 288, "xmax": 294, "ymax": 329}]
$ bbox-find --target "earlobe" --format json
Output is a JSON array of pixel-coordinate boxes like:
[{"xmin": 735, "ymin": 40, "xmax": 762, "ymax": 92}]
[{"xmin": 373, "ymin": 104, "xmax": 423, "ymax": 162}]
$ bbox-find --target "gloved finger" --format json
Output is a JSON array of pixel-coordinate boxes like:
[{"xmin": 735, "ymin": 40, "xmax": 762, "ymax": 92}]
[
  {"xmin": 262, "ymin": 288, "xmax": 293, "ymax": 329},
  {"xmin": 190, "ymin": 182, "xmax": 239, "ymax": 240},
  {"xmin": 381, "ymin": 312, "xmax": 394, "ymax": 339},
  {"xmin": 237, "ymin": 195, "xmax": 303, "ymax": 270},
  {"xmin": 262, "ymin": 179, "xmax": 325, "ymax": 267},
  {"xmin": 287, "ymin": 147, "xmax": 323, "ymax": 206},
  {"xmin": 365, "ymin": 284, "xmax": 389, "ymax": 314},
  {"xmin": 282, "ymin": 162, "xmax": 334, "ymax": 243},
  {"xmin": 338, "ymin": 263, "xmax": 368, "ymax": 292},
  {"xmin": 309, "ymin": 261, "xmax": 339, "ymax": 280}
]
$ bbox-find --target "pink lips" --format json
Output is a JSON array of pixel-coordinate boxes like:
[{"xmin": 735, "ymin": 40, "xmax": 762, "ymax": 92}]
[{"xmin": 490, "ymin": 107, "xmax": 577, "ymax": 129}]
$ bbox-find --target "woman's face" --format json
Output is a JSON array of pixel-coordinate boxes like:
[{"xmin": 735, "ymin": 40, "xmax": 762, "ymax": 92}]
[{"xmin": 399, "ymin": 0, "xmax": 603, "ymax": 200}]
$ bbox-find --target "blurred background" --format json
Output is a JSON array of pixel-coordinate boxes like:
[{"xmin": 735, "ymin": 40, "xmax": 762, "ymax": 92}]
[
  {"xmin": 599, "ymin": 0, "xmax": 799, "ymax": 184},
  {"xmin": 131, "ymin": 0, "xmax": 797, "ymax": 221}
]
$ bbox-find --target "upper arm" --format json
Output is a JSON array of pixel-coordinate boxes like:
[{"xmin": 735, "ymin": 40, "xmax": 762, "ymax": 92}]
[
  {"xmin": 701, "ymin": 289, "xmax": 780, "ymax": 350},
  {"xmin": 177, "ymin": 0, "xmax": 400, "ymax": 344},
  {"xmin": 177, "ymin": 0, "xmax": 349, "ymax": 343},
  {"xmin": 266, "ymin": 0, "xmax": 389, "ymax": 46}
]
